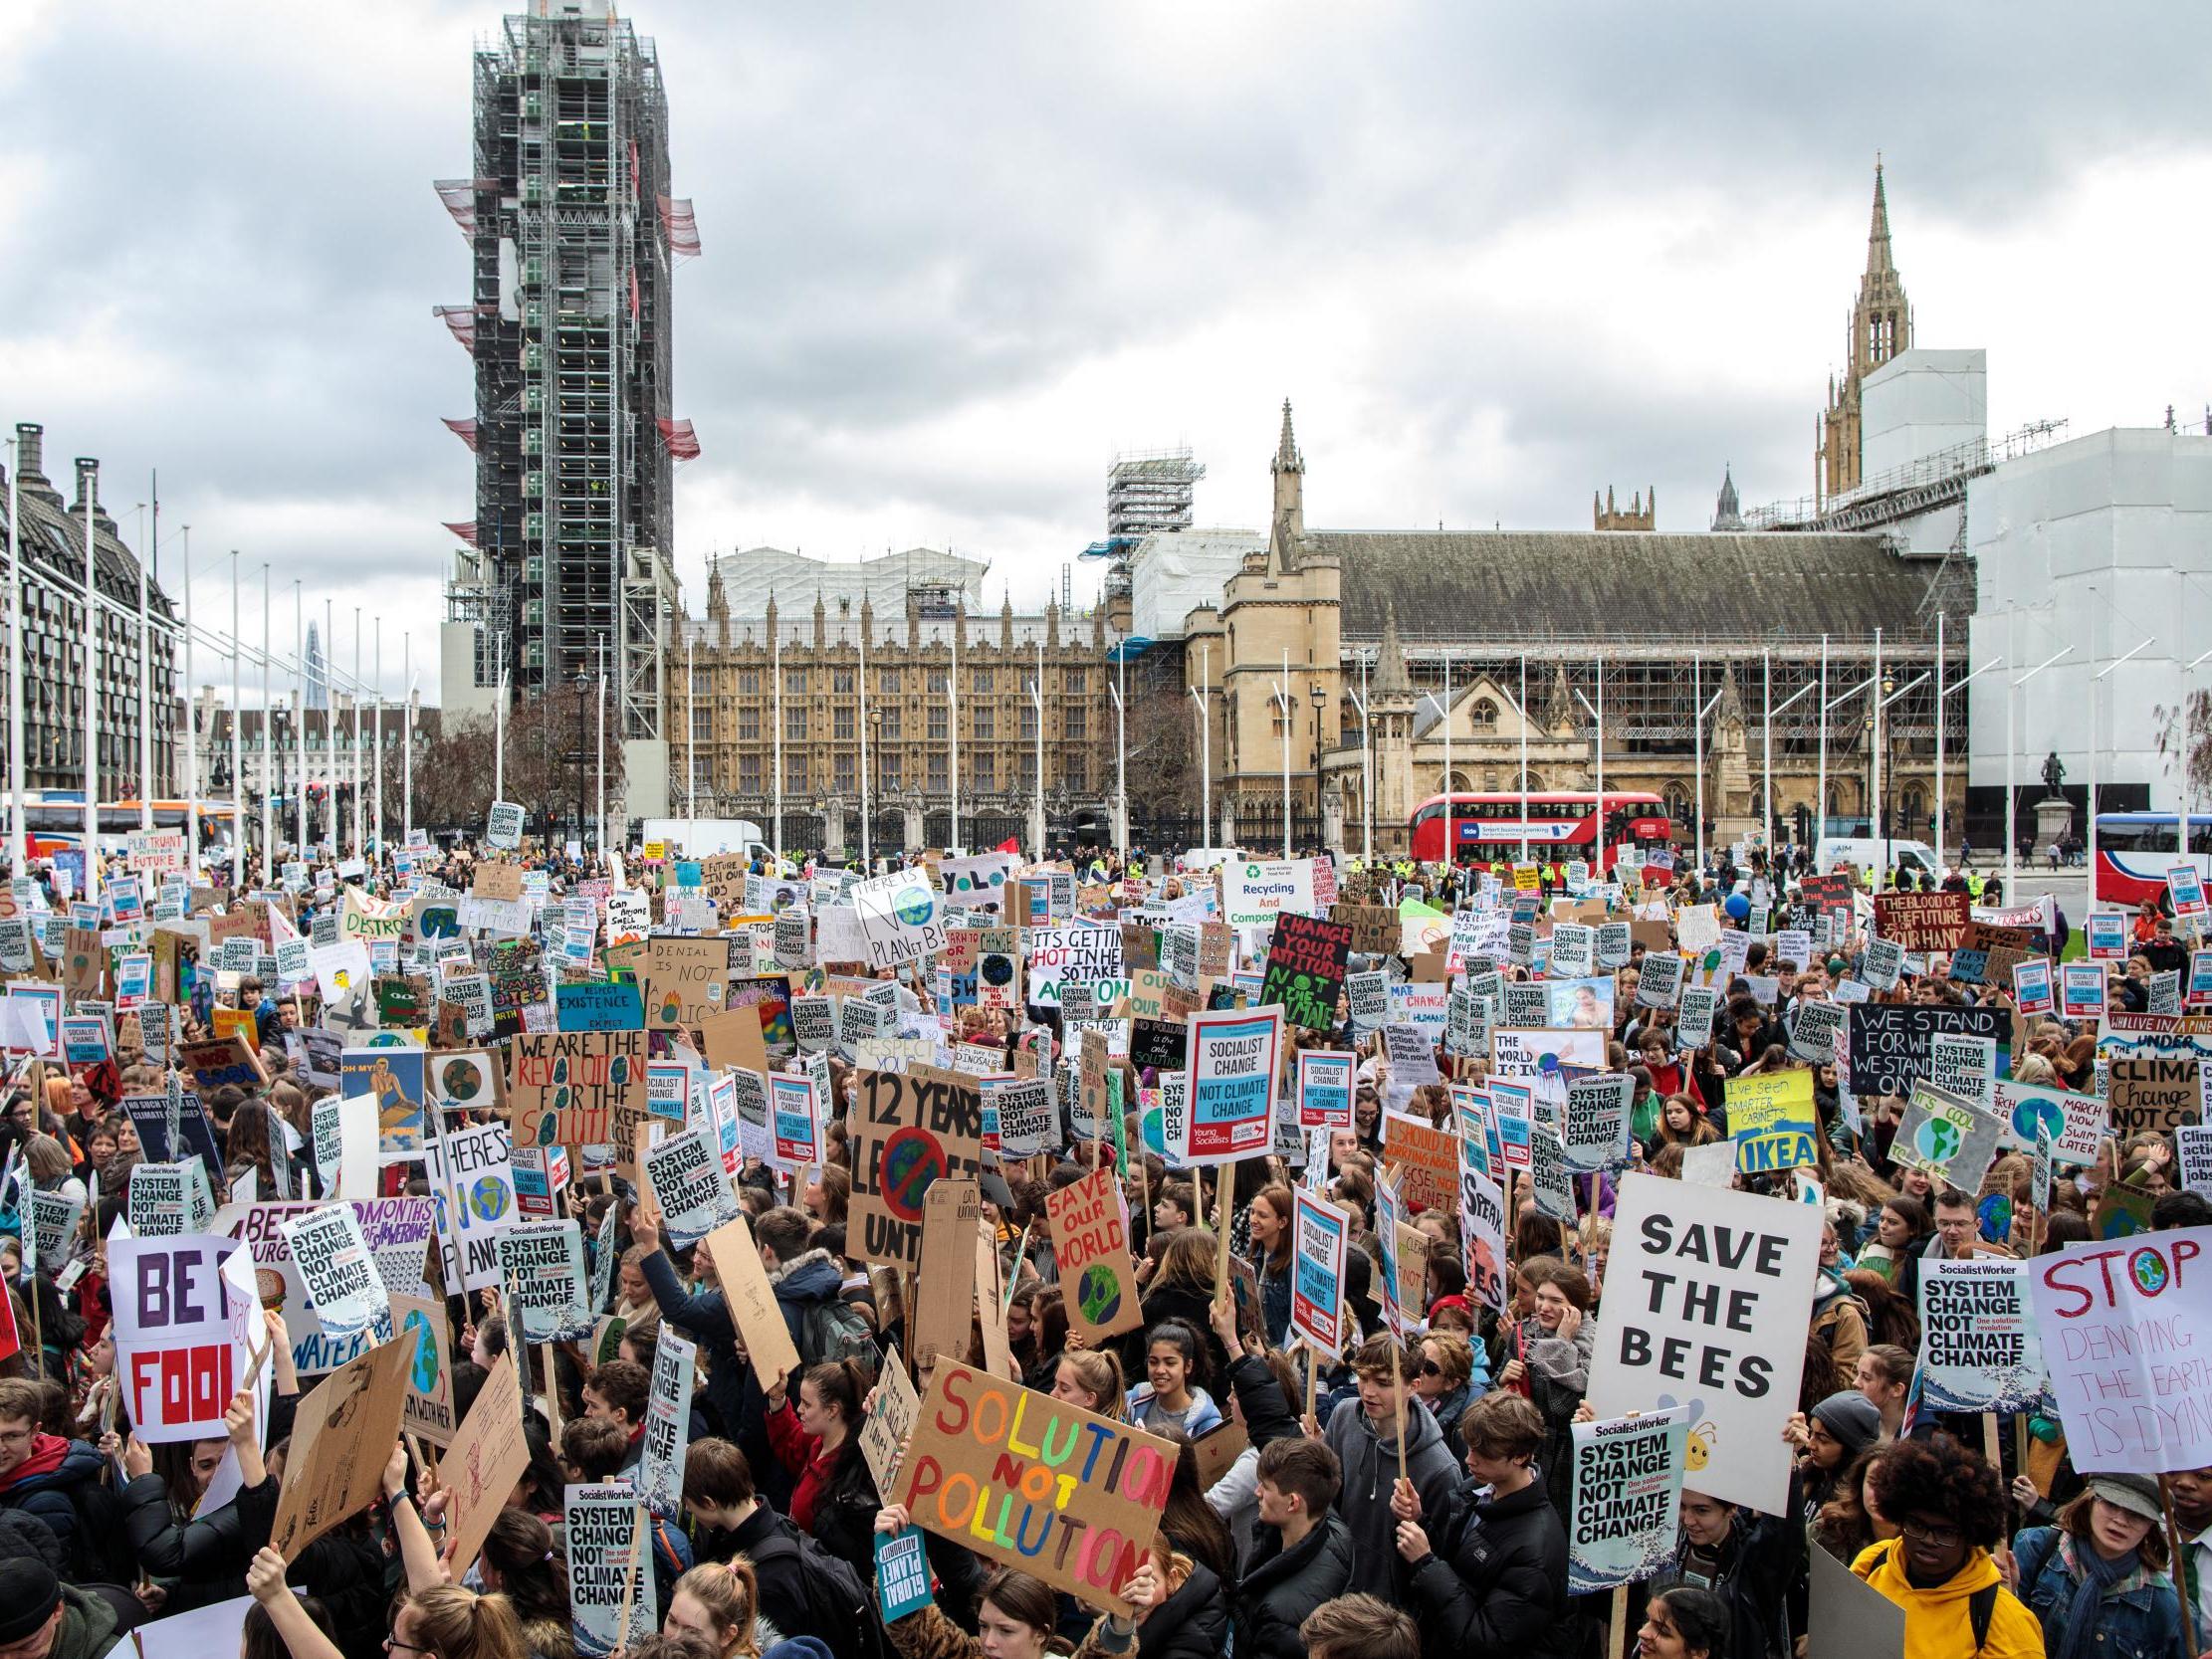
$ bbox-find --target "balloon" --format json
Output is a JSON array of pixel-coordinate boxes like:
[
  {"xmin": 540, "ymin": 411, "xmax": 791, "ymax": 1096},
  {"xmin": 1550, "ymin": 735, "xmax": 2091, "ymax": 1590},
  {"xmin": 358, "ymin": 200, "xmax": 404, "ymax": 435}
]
[{"xmin": 1724, "ymin": 894, "xmax": 1750, "ymax": 921}]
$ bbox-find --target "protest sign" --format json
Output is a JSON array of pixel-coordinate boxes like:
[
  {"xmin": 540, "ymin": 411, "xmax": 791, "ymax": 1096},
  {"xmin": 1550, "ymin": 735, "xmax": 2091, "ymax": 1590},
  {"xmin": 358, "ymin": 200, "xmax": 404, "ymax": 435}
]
[
  {"xmin": 1222, "ymin": 860, "xmax": 1317, "ymax": 930},
  {"xmin": 643, "ymin": 937, "xmax": 728, "ymax": 1029},
  {"xmin": 986, "ymin": 1077, "xmax": 1056, "ymax": 1160},
  {"xmin": 766, "ymin": 1073, "xmax": 820, "ymax": 1167},
  {"xmin": 510, "ymin": 1029, "xmax": 649, "ymax": 1149},
  {"xmin": 439, "ymin": 1350, "xmax": 533, "ymax": 1571},
  {"xmin": 1381, "ymin": 1109, "xmax": 1459, "ymax": 1213},
  {"xmin": 1457, "ymin": 1146, "xmax": 1509, "ymax": 1315},
  {"xmin": 1526, "ymin": 1127, "xmax": 1575, "ymax": 1225},
  {"xmin": 2172, "ymin": 864, "xmax": 2209, "ymax": 925},
  {"xmin": 2013, "ymin": 958, "xmax": 2055, "ymax": 1018},
  {"xmin": 896, "ymin": 1361, "xmax": 1176, "ymax": 1609},
  {"xmin": 1788, "ymin": 1001, "xmax": 1845, "ymax": 1067},
  {"xmin": 1296, "ymin": 1050, "xmax": 1354, "ymax": 1130},
  {"xmin": 1845, "ymin": 1003, "xmax": 2009, "ymax": 1098},
  {"xmin": 702, "ymin": 1213, "xmax": 801, "ymax": 1389},
  {"xmin": 1345, "ymin": 969, "xmax": 1389, "ymax": 1031},
  {"xmin": 2060, "ymin": 962, "xmax": 2107, "ymax": 1022},
  {"xmin": 642, "ymin": 1128, "xmax": 742, "ymax": 1247},
  {"xmin": 391, "ymin": 1292, "xmax": 456, "ymax": 1445},
  {"xmin": 1994, "ymin": 1078, "xmax": 2107, "ymax": 1163},
  {"xmin": 566, "ymin": 1484, "xmax": 655, "ymax": 1656},
  {"xmin": 860, "ymin": 1343, "xmax": 921, "ymax": 1494},
  {"xmin": 849, "ymin": 1066, "xmax": 986, "ymax": 1271},
  {"xmin": 111, "ymin": 1233, "xmax": 251, "ymax": 1442},
  {"xmin": 911, "ymin": 1179, "xmax": 982, "ymax": 1368},
  {"xmin": 1022, "ymin": 924, "xmax": 1126, "ymax": 1008},
  {"xmin": 637, "ymin": 1327, "xmax": 697, "ymax": 1522},
  {"xmin": 1290, "ymin": 1186, "xmax": 1349, "ymax": 1355},
  {"xmin": 1891, "ymin": 1083, "xmax": 2007, "ymax": 1194},
  {"xmin": 1916, "ymin": 1259, "xmax": 2045, "ymax": 1414},
  {"xmin": 1180, "ymin": 1008, "xmax": 1280, "ymax": 1165},
  {"xmin": 851, "ymin": 867, "xmax": 949, "ymax": 971},
  {"xmin": 422, "ymin": 1121, "xmax": 518, "ymax": 1296},
  {"xmin": 1586, "ymin": 1173, "xmax": 1823, "ymax": 1515},
  {"xmin": 1872, "ymin": 890, "xmax": 1969, "ymax": 951},
  {"xmin": 2107, "ymin": 1059, "xmax": 2203, "ymax": 1140},
  {"xmin": 127, "ymin": 1161, "xmax": 215, "ymax": 1238},
  {"xmin": 1728, "ymin": 1071, "xmax": 1820, "ymax": 1175},
  {"xmin": 2179, "ymin": 1127, "xmax": 2212, "ymax": 1197},
  {"xmin": 1258, "ymin": 914, "xmax": 1351, "ymax": 1032},
  {"xmin": 1927, "ymin": 1032, "xmax": 1997, "ymax": 1117},
  {"xmin": 1044, "ymin": 1167, "xmax": 1144, "ymax": 1344},
  {"xmin": 279, "ymin": 1204, "xmax": 386, "ymax": 1338},
  {"xmin": 1561, "ymin": 1074, "xmax": 1635, "ymax": 1174},
  {"xmin": 268, "ymin": 1333, "xmax": 413, "ymax": 1562},
  {"xmin": 498, "ymin": 1220, "xmax": 592, "ymax": 1343},
  {"xmin": 2031, "ymin": 1224, "xmax": 2212, "ymax": 1472},
  {"xmin": 1567, "ymin": 1407, "xmax": 1691, "ymax": 1595}
]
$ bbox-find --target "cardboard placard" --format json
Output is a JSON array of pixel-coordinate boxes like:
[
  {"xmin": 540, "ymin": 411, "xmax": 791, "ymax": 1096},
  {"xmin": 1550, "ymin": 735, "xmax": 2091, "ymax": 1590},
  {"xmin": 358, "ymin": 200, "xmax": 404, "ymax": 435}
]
[
  {"xmin": 2107, "ymin": 1058, "xmax": 2204, "ymax": 1140},
  {"xmin": 896, "ymin": 1362, "xmax": 1177, "ymax": 1609},
  {"xmin": 268, "ymin": 1332, "xmax": 415, "ymax": 1562},
  {"xmin": 392, "ymin": 1292, "xmax": 456, "ymax": 1446},
  {"xmin": 1043, "ymin": 1167, "xmax": 1143, "ymax": 1344},
  {"xmin": 702, "ymin": 1213, "xmax": 801, "ymax": 1391},
  {"xmin": 441, "ymin": 1351, "xmax": 533, "ymax": 1573},
  {"xmin": 849, "ymin": 1065, "xmax": 986, "ymax": 1271},
  {"xmin": 911, "ymin": 1178, "xmax": 983, "ymax": 1368},
  {"xmin": 859, "ymin": 1342, "xmax": 921, "ymax": 1495},
  {"xmin": 509, "ymin": 1029, "xmax": 649, "ymax": 1149}
]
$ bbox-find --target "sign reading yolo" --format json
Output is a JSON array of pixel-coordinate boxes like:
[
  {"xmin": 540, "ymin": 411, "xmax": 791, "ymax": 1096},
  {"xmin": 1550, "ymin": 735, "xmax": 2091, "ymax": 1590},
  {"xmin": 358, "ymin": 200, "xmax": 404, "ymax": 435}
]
[
  {"xmin": 2030, "ymin": 1226, "xmax": 2212, "ymax": 1472},
  {"xmin": 896, "ymin": 1362, "xmax": 1177, "ymax": 1611},
  {"xmin": 849, "ymin": 1067, "xmax": 985, "ymax": 1271},
  {"xmin": 1586, "ymin": 1174, "xmax": 1824, "ymax": 1516},
  {"xmin": 1729, "ymin": 1071, "xmax": 1820, "ymax": 1175}
]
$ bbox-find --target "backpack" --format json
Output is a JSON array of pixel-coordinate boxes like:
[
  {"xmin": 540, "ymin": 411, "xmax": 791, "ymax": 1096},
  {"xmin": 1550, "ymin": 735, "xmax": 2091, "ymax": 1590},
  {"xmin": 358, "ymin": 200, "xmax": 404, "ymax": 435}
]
[
  {"xmin": 746, "ymin": 1523, "xmax": 893, "ymax": 1659},
  {"xmin": 800, "ymin": 1296, "xmax": 874, "ymax": 1366}
]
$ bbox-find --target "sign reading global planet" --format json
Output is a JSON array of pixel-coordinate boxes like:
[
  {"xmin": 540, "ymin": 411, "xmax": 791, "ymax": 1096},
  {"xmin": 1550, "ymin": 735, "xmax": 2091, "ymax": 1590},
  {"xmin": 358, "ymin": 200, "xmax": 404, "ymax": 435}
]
[{"xmin": 1076, "ymin": 1264, "xmax": 1123, "ymax": 1327}]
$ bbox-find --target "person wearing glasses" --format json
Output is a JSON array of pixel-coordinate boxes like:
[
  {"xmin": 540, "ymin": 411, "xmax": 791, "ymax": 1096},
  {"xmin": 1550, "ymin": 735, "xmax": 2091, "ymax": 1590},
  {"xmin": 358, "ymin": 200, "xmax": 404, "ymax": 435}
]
[{"xmin": 1851, "ymin": 1435, "xmax": 2042, "ymax": 1658}]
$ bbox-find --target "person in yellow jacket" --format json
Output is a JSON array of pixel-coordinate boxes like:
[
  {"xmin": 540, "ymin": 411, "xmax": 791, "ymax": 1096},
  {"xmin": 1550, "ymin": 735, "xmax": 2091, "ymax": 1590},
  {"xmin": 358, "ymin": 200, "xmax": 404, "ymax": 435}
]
[{"xmin": 1852, "ymin": 1434, "xmax": 2044, "ymax": 1658}]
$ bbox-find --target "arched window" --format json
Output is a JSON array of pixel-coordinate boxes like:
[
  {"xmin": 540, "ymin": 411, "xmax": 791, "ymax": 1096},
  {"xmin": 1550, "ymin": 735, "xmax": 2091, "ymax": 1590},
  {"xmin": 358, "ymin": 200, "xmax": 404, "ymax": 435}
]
[
  {"xmin": 1469, "ymin": 698, "xmax": 1498, "ymax": 732},
  {"xmin": 1662, "ymin": 779, "xmax": 1692, "ymax": 824},
  {"xmin": 1901, "ymin": 786, "xmax": 1925, "ymax": 836}
]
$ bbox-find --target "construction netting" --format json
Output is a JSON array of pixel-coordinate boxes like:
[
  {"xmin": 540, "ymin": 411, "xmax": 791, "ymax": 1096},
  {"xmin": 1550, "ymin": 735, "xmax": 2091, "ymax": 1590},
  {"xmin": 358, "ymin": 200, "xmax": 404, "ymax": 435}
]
[
  {"xmin": 432, "ymin": 178, "xmax": 496, "ymax": 240},
  {"xmin": 433, "ymin": 305, "xmax": 489, "ymax": 353},
  {"xmin": 441, "ymin": 521, "xmax": 479, "ymax": 547},
  {"xmin": 657, "ymin": 419, "xmax": 701, "ymax": 462},
  {"xmin": 441, "ymin": 417, "xmax": 480, "ymax": 453},
  {"xmin": 657, "ymin": 195, "xmax": 702, "ymax": 259}
]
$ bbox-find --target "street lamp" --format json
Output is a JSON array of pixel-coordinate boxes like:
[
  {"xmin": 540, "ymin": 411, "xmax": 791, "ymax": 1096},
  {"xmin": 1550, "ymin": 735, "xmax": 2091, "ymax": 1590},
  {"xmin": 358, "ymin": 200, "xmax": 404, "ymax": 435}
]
[
  {"xmin": 1310, "ymin": 684, "xmax": 1327, "ymax": 856},
  {"xmin": 1107, "ymin": 650, "xmax": 1127, "ymax": 859}
]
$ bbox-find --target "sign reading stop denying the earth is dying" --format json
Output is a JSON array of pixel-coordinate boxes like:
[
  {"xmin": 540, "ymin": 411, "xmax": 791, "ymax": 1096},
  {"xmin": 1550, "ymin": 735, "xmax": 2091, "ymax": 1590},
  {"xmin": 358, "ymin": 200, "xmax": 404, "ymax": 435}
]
[
  {"xmin": 850, "ymin": 1065, "xmax": 986, "ymax": 1270},
  {"xmin": 1044, "ymin": 1167, "xmax": 1143, "ymax": 1344}
]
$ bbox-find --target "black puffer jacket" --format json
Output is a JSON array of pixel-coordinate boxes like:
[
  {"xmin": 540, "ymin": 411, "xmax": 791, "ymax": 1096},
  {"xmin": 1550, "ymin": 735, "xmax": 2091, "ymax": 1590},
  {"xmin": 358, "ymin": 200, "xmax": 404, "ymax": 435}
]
[
  {"xmin": 1401, "ymin": 1474, "xmax": 1573, "ymax": 1659},
  {"xmin": 1234, "ymin": 1514, "xmax": 1356, "ymax": 1659},
  {"xmin": 118, "ymin": 1470, "xmax": 281, "ymax": 1612},
  {"xmin": 1075, "ymin": 1560, "xmax": 1231, "ymax": 1659}
]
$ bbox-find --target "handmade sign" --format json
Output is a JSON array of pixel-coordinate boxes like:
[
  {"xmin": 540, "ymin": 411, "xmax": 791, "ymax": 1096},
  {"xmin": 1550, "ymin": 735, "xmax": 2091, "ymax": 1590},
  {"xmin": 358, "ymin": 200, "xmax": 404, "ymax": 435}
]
[
  {"xmin": 1915, "ymin": 1259, "xmax": 2045, "ymax": 1415},
  {"xmin": 509, "ymin": 1029, "xmax": 649, "ymax": 1149},
  {"xmin": 860, "ymin": 1342, "xmax": 921, "ymax": 1494},
  {"xmin": 1585, "ymin": 1173, "xmax": 1823, "ymax": 1515},
  {"xmin": 269, "ymin": 1333, "xmax": 413, "ymax": 1562},
  {"xmin": 1872, "ymin": 890, "xmax": 1970, "ymax": 951},
  {"xmin": 1727, "ymin": 1071, "xmax": 1820, "ymax": 1175},
  {"xmin": 910, "ymin": 1179, "xmax": 982, "ymax": 1368},
  {"xmin": 1891, "ymin": 1083, "xmax": 2007, "ymax": 1194},
  {"xmin": 1043, "ymin": 1167, "xmax": 1144, "ymax": 1344},
  {"xmin": 422, "ymin": 1120, "xmax": 518, "ymax": 1297},
  {"xmin": 848, "ymin": 1066, "xmax": 987, "ymax": 1271},
  {"xmin": 1566, "ymin": 1406, "xmax": 1692, "ymax": 1595},
  {"xmin": 2107, "ymin": 1059, "xmax": 2204, "ymax": 1141},
  {"xmin": 391, "ymin": 1292, "xmax": 456, "ymax": 1445},
  {"xmin": 1381, "ymin": 1110, "xmax": 1459, "ymax": 1213},
  {"xmin": 2030, "ymin": 1224, "xmax": 2212, "ymax": 1473},
  {"xmin": 701, "ymin": 1213, "xmax": 801, "ymax": 1390},
  {"xmin": 1845, "ymin": 1003, "xmax": 2009, "ymax": 1098},
  {"xmin": 1259, "ymin": 914, "xmax": 1351, "ymax": 1032},
  {"xmin": 896, "ymin": 1362, "xmax": 1176, "ymax": 1609},
  {"xmin": 111, "ymin": 1233, "xmax": 253, "ymax": 1442}
]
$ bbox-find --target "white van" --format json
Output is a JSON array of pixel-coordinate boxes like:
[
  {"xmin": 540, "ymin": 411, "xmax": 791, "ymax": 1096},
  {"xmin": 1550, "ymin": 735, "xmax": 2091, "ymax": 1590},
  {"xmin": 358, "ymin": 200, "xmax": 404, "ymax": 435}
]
[{"xmin": 1815, "ymin": 836, "xmax": 1941, "ymax": 880}]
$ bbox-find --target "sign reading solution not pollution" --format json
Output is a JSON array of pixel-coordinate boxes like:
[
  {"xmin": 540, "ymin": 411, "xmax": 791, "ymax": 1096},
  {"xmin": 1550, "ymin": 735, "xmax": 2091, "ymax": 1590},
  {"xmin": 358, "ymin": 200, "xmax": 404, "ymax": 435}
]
[{"xmin": 1585, "ymin": 1174, "xmax": 1823, "ymax": 1516}]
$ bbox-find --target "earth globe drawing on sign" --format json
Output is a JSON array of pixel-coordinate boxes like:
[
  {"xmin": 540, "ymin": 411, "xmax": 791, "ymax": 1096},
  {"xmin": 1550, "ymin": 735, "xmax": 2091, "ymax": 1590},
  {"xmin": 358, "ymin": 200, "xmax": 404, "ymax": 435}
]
[
  {"xmin": 894, "ymin": 883, "xmax": 936, "ymax": 929},
  {"xmin": 879, "ymin": 1128, "xmax": 948, "ymax": 1223},
  {"xmin": 402, "ymin": 1308, "xmax": 440, "ymax": 1394},
  {"xmin": 1076, "ymin": 1264, "xmax": 1123, "ymax": 1328},
  {"xmin": 2012, "ymin": 1097, "xmax": 2065, "ymax": 1146},
  {"xmin": 1914, "ymin": 1116, "xmax": 1963, "ymax": 1165},
  {"xmin": 981, "ymin": 955, "xmax": 1015, "ymax": 991},
  {"xmin": 2134, "ymin": 1249, "xmax": 2171, "ymax": 1295},
  {"xmin": 469, "ymin": 1175, "xmax": 511, "ymax": 1223},
  {"xmin": 438, "ymin": 1058, "xmax": 486, "ymax": 1105}
]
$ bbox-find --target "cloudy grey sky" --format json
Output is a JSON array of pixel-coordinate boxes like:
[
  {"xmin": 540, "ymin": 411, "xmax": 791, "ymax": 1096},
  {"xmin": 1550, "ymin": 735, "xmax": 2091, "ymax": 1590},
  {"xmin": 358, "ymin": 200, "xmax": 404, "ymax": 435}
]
[{"xmin": 7, "ymin": 1, "xmax": 2211, "ymax": 703}]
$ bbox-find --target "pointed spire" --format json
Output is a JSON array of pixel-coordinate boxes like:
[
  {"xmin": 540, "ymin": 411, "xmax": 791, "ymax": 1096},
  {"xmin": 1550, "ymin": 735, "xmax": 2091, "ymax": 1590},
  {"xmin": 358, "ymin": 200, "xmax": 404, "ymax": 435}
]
[
  {"xmin": 1374, "ymin": 600, "xmax": 1412, "ymax": 698},
  {"xmin": 1273, "ymin": 398, "xmax": 1303, "ymax": 475},
  {"xmin": 1544, "ymin": 664, "xmax": 1574, "ymax": 735},
  {"xmin": 1866, "ymin": 158, "xmax": 1893, "ymax": 275}
]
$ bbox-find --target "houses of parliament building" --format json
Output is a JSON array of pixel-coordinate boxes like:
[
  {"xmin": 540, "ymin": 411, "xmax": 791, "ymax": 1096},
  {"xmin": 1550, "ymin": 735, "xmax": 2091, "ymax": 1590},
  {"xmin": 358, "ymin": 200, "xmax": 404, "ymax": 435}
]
[{"xmin": 676, "ymin": 166, "xmax": 1965, "ymax": 860}]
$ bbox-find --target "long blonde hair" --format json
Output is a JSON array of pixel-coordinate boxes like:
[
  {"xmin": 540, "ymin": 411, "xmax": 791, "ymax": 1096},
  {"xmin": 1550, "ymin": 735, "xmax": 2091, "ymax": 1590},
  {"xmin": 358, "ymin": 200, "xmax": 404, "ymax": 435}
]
[{"xmin": 671, "ymin": 1562, "xmax": 761, "ymax": 1659}]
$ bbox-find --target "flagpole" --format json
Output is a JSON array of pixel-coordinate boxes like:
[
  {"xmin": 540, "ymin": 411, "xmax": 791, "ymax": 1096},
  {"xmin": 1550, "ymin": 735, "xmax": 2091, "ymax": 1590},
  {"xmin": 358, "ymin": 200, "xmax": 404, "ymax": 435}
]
[
  {"xmin": 81, "ymin": 460, "xmax": 101, "ymax": 899},
  {"xmin": 295, "ymin": 580, "xmax": 308, "ymax": 856},
  {"xmin": 5, "ymin": 433, "xmax": 26, "ymax": 879}
]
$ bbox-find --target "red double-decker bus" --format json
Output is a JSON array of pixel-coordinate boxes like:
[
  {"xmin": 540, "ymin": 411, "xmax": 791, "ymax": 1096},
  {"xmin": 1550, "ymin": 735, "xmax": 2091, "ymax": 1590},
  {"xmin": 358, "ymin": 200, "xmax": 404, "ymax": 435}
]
[{"xmin": 1408, "ymin": 790, "xmax": 1674, "ymax": 868}]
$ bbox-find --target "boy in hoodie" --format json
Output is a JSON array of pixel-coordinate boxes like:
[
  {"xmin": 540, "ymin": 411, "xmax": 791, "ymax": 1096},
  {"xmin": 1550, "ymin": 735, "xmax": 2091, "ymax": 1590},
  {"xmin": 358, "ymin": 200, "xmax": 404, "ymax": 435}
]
[
  {"xmin": 1236, "ymin": 1439, "xmax": 1356, "ymax": 1659},
  {"xmin": 1323, "ymin": 1334, "xmax": 1459, "ymax": 1597},
  {"xmin": 1852, "ymin": 1434, "xmax": 2042, "ymax": 1659},
  {"xmin": 0, "ymin": 1382, "xmax": 106, "ymax": 1582}
]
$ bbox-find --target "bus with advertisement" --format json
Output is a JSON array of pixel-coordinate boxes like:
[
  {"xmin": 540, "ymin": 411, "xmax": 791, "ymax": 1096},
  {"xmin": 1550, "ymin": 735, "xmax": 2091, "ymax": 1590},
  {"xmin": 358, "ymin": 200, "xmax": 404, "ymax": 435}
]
[
  {"xmin": 2093, "ymin": 811, "xmax": 2212, "ymax": 907},
  {"xmin": 1408, "ymin": 790, "xmax": 1674, "ymax": 869}
]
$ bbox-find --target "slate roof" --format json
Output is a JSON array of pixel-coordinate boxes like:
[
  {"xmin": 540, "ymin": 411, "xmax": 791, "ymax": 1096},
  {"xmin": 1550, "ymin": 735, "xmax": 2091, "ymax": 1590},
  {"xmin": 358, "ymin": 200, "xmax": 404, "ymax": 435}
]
[{"xmin": 1310, "ymin": 528, "xmax": 1932, "ymax": 643}]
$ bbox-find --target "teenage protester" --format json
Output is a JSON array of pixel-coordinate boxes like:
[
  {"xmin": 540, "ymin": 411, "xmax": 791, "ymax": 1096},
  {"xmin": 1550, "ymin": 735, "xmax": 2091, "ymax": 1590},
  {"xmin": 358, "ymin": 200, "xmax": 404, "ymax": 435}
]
[
  {"xmin": 1322, "ymin": 1334, "xmax": 1461, "ymax": 1598},
  {"xmin": 1231, "ymin": 1439, "xmax": 1356, "ymax": 1659},
  {"xmin": 2008, "ymin": 1472, "xmax": 2187, "ymax": 1659},
  {"xmin": 1851, "ymin": 1436, "xmax": 2043, "ymax": 1659}
]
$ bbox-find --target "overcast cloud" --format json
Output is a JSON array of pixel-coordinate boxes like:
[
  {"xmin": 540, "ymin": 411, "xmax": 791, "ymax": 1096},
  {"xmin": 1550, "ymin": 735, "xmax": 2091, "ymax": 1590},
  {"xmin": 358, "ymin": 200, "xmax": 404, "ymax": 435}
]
[{"xmin": 6, "ymin": 1, "xmax": 2211, "ymax": 703}]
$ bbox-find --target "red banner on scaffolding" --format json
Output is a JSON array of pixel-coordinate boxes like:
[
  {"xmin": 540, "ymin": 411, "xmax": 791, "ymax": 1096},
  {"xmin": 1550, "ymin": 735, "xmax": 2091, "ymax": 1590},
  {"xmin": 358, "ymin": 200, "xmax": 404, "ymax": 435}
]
[
  {"xmin": 440, "ymin": 418, "xmax": 480, "ymax": 454},
  {"xmin": 657, "ymin": 195, "xmax": 701, "ymax": 259},
  {"xmin": 656, "ymin": 420, "xmax": 701, "ymax": 462},
  {"xmin": 441, "ymin": 522, "xmax": 479, "ymax": 548}
]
